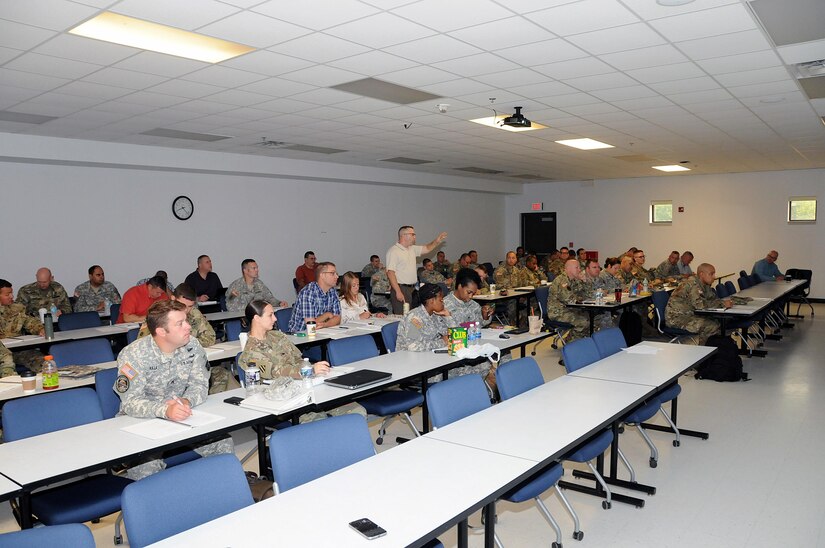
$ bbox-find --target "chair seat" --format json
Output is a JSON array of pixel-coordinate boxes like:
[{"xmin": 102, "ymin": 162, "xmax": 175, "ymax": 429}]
[
  {"xmin": 163, "ymin": 450, "xmax": 202, "ymax": 468},
  {"xmin": 32, "ymin": 475, "xmax": 133, "ymax": 525},
  {"xmin": 502, "ymin": 462, "xmax": 564, "ymax": 503},
  {"xmin": 358, "ymin": 390, "xmax": 424, "ymax": 416},
  {"xmin": 567, "ymin": 429, "xmax": 613, "ymax": 462},
  {"xmin": 663, "ymin": 325, "xmax": 695, "ymax": 336},
  {"xmin": 623, "ymin": 400, "xmax": 660, "ymax": 424},
  {"xmin": 656, "ymin": 383, "xmax": 681, "ymax": 403},
  {"xmin": 546, "ymin": 319, "xmax": 573, "ymax": 329}
]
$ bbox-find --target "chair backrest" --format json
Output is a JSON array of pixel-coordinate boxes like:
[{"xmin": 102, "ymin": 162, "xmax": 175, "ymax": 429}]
[
  {"xmin": 292, "ymin": 278, "xmax": 300, "ymax": 295},
  {"xmin": 219, "ymin": 295, "xmax": 227, "ymax": 312},
  {"xmin": 126, "ymin": 327, "xmax": 140, "ymax": 344},
  {"xmin": 225, "ymin": 319, "xmax": 242, "ymax": 341},
  {"xmin": 121, "ymin": 454, "xmax": 253, "ymax": 548},
  {"xmin": 0, "ymin": 524, "xmax": 95, "ymax": 548},
  {"xmin": 534, "ymin": 285, "xmax": 549, "ymax": 318},
  {"xmin": 651, "ymin": 290, "xmax": 670, "ymax": 330},
  {"xmin": 592, "ymin": 327, "xmax": 626, "ymax": 358},
  {"xmin": 49, "ymin": 338, "xmax": 114, "ymax": 367},
  {"xmin": 109, "ymin": 303, "xmax": 120, "ymax": 325},
  {"xmin": 381, "ymin": 321, "xmax": 399, "ymax": 352},
  {"xmin": 327, "ymin": 335, "xmax": 379, "ymax": 366},
  {"xmin": 95, "ymin": 368, "xmax": 121, "ymax": 419},
  {"xmin": 496, "ymin": 357, "xmax": 544, "ymax": 400},
  {"xmin": 482, "ymin": 262, "xmax": 494, "ymax": 278},
  {"xmin": 58, "ymin": 311, "xmax": 100, "ymax": 331},
  {"xmin": 561, "ymin": 338, "xmax": 600, "ymax": 373},
  {"xmin": 715, "ymin": 284, "xmax": 729, "ymax": 298},
  {"xmin": 788, "ymin": 268, "xmax": 812, "ymax": 296},
  {"xmin": 275, "ymin": 307, "xmax": 293, "ymax": 333},
  {"xmin": 2, "ymin": 388, "xmax": 104, "ymax": 441},
  {"xmin": 739, "ymin": 270, "xmax": 748, "ymax": 279},
  {"xmin": 427, "ymin": 374, "xmax": 492, "ymax": 428},
  {"xmin": 748, "ymin": 274, "xmax": 760, "ymax": 286},
  {"xmin": 269, "ymin": 414, "xmax": 375, "ymax": 493},
  {"xmin": 737, "ymin": 275, "xmax": 752, "ymax": 291},
  {"xmin": 724, "ymin": 281, "xmax": 737, "ymax": 295},
  {"xmin": 360, "ymin": 277, "xmax": 372, "ymax": 301}
]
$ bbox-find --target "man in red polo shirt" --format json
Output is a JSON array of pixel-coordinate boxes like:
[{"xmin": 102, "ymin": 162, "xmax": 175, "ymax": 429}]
[
  {"xmin": 295, "ymin": 251, "xmax": 317, "ymax": 291},
  {"xmin": 117, "ymin": 276, "xmax": 169, "ymax": 323}
]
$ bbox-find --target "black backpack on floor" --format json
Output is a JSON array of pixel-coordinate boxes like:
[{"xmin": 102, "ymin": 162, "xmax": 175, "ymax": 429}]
[
  {"xmin": 619, "ymin": 310, "xmax": 643, "ymax": 346},
  {"xmin": 695, "ymin": 335, "xmax": 748, "ymax": 382}
]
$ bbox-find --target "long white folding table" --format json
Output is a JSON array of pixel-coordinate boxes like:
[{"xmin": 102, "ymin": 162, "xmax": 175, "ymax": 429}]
[
  {"xmin": 0, "ymin": 388, "xmax": 272, "ymax": 528},
  {"xmin": 147, "ymin": 436, "xmax": 539, "ymax": 548},
  {"xmin": 0, "ymin": 474, "xmax": 22, "ymax": 503},
  {"xmin": 1, "ymin": 322, "xmax": 139, "ymax": 350}
]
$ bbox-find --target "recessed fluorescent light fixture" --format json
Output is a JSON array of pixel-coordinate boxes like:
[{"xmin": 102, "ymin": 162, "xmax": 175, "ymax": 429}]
[
  {"xmin": 469, "ymin": 115, "xmax": 546, "ymax": 132},
  {"xmin": 555, "ymin": 138, "xmax": 614, "ymax": 150},
  {"xmin": 652, "ymin": 165, "xmax": 691, "ymax": 172},
  {"xmin": 69, "ymin": 12, "xmax": 255, "ymax": 63}
]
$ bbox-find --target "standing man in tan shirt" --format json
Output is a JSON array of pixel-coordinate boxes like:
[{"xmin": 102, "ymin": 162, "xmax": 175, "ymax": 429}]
[{"xmin": 385, "ymin": 226, "xmax": 447, "ymax": 314}]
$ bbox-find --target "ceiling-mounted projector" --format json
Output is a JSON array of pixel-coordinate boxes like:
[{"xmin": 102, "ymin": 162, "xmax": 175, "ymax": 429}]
[{"xmin": 501, "ymin": 106, "xmax": 531, "ymax": 128}]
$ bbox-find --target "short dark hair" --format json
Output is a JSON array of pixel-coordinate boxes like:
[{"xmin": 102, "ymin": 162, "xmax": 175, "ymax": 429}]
[
  {"xmin": 577, "ymin": 248, "xmax": 585, "ymax": 255},
  {"xmin": 459, "ymin": 253, "xmax": 470, "ymax": 261},
  {"xmin": 173, "ymin": 283, "xmax": 196, "ymax": 301},
  {"xmin": 304, "ymin": 251, "xmax": 315, "ymax": 259},
  {"xmin": 560, "ymin": 246, "xmax": 569, "ymax": 252},
  {"xmin": 146, "ymin": 300, "xmax": 186, "ymax": 336},
  {"xmin": 244, "ymin": 299, "xmax": 270, "ymax": 329},
  {"xmin": 468, "ymin": 250, "xmax": 477, "ymax": 255},
  {"xmin": 146, "ymin": 275, "xmax": 166, "ymax": 289},
  {"xmin": 0, "ymin": 279, "xmax": 11, "ymax": 290},
  {"xmin": 370, "ymin": 254, "xmax": 379, "ymax": 261},
  {"xmin": 671, "ymin": 250, "xmax": 679, "ymax": 256},
  {"xmin": 683, "ymin": 251, "xmax": 694, "ymax": 258},
  {"xmin": 197, "ymin": 255, "xmax": 209, "ymax": 264},
  {"xmin": 475, "ymin": 264, "xmax": 488, "ymax": 274},
  {"xmin": 516, "ymin": 246, "xmax": 524, "ymax": 252},
  {"xmin": 604, "ymin": 257, "xmax": 620, "ymax": 268},
  {"xmin": 455, "ymin": 268, "xmax": 481, "ymax": 289},
  {"xmin": 88, "ymin": 265, "xmax": 102, "ymax": 275},
  {"xmin": 586, "ymin": 259, "xmax": 600, "ymax": 268},
  {"xmin": 154, "ymin": 270, "xmax": 168, "ymax": 279},
  {"xmin": 241, "ymin": 259, "xmax": 256, "ymax": 270},
  {"xmin": 398, "ymin": 225, "xmax": 414, "ymax": 237},
  {"xmin": 422, "ymin": 258, "xmax": 432, "ymax": 266}
]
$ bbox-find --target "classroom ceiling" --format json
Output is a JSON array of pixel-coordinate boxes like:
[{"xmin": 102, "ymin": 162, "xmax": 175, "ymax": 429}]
[{"xmin": 1, "ymin": 0, "xmax": 824, "ymax": 183}]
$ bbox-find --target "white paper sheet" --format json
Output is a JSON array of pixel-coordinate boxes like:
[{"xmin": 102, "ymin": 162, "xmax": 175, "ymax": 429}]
[{"xmin": 622, "ymin": 345, "xmax": 660, "ymax": 355}]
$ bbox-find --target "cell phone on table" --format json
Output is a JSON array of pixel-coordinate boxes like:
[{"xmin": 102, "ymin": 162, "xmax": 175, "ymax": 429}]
[
  {"xmin": 349, "ymin": 518, "xmax": 387, "ymax": 540},
  {"xmin": 223, "ymin": 396, "xmax": 244, "ymax": 406},
  {"xmin": 432, "ymin": 349, "xmax": 449, "ymax": 354}
]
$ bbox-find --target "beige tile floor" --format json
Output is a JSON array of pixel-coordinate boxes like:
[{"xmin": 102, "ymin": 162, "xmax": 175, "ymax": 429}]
[{"xmin": 3, "ymin": 305, "xmax": 823, "ymax": 547}]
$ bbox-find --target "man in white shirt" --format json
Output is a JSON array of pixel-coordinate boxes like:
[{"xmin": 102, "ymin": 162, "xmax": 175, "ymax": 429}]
[{"xmin": 385, "ymin": 225, "xmax": 447, "ymax": 314}]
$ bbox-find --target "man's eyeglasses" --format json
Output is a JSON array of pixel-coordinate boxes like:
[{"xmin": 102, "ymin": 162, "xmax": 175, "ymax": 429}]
[{"xmin": 321, "ymin": 271, "xmax": 339, "ymax": 276}]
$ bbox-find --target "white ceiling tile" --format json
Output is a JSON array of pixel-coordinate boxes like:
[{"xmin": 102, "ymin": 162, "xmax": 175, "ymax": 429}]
[
  {"xmin": 113, "ymin": 0, "xmax": 240, "ymax": 30},
  {"xmin": 325, "ymin": 13, "xmax": 436, "ymax": 49},
  {"xmin": 0, "ymin": 45, "xmax": 24, "ymax": 65},
  {"xmin": 649, "ymin": 4, "xmax": 757, "ymax": 43},
  {"xmin": 182, "ymin": 65, "xmax": 268, "ymax": 87},
  {"xmin": 146, "ymin": 79, "xmax": 225, "ymax": 99},
  {"xmin": 269, "ymin": 33, "xmax": 370, "ymax": 63},
  {"xmin": 117, "ymin": 91, "xmax": 192, "ymax": 107},
  {"xmin": 280, "ymin": 65, "xmax": 362, "ymax": 87},
  {"xmin": 648, "ymin": 76, "xmax": 720, "ymax": 94},
  {"xmin": 726, "ymin": 80, "xmax": 801, "ymax": 99},
  {"xmin": 738, "ymin": 91, "xmax": 808, "ymax": 108},
  {"xmin": 171, "ymin": 99, "xmax": 238, "ymax": 114},
  {"xmin": 675, "ymin": 29, "xmax": 772, "ymax": 61},
  {"xmin": 508, "ymin": 81, "xmax": 578, "ymax": 98},
  {"xmin": 696, "ymin": 50, "xmax": 782, "ymax": 76},
  {"xmin": 600, "ymin": 45, "xmax": 689, "ymax": 71},
  {"xmin": 198, "ymin": 11, "xmax": 311, "ymax": 48},
  {"xmin": 665, "ymin": 88, "xmax": 733, "ymax": 105},
  {"xmin": 777, "ymin": 38, "xmax": 825, "ymax": 65},
  {"xmin": 473, "ymin": 68, "xmax": 548, "ymax": 88},
  {"xmin": 329, "ymin": 51, "xmax": 418, "ymax": 75},
  {"xmin": 418, "ymin": 78, "xmax": 495, "ymax": 97},
  {"xmin": 201, "ymin": 88, "xmax": 273, "ymax": 106},
  {"xmin": 92, "ymin": 100, "xmax": 158, "ymax": 115},
  {"xmin": 626, "ymin": 62, "xmax": 707, "ymax": 84},
  {"xmin": 536, "ymin": 92, "xmax": 601, "ymax": 107},
  {"xmin": 2, "ymin": 0, "xmax": 97, "ymax": 31},
  {"xmin": 57, "ymin": 80, "xmax": 132, "ymax": 100},
  {"xmin": 394, "ymin": 0, "xmax": 513, "ymax": 32},
  {"xmin": 252, "ymin": 0, "xmax": 379, "ymax": 30},
  {"xmin": 222, "ymin": 50, "xmax": 314, "ymax": 76},
  {"xmin": 286, "ymin": 87, "xmax": 361, "ymax": 105},
  {"xmin": 113, "ymin": 52, "xmax": 208, "ymax": 77},
  {"xmin": 714, "ymin": 66, "xmax": 792, "ymax": 87},
  {"xmin": 563, "ymin": 102, "xmax": 620, "ymax": 116},
  {"xmin": 380, "ymin": 65, "xmax": 459, "ymax": 87},
  {"xmin": 590, "ymin": 85, "xmax": 659, "ymax": 102},
  {"xmin": 620, "ymin": 0, "xmax": 739, "ymax": 20},
  {"xmin": 82, "ymin": 67, "xmax": 168, "ymax": 90},
  {"xmin": 529, "ymin": 0, "xmax": 640, "ymax": 36},
  {"xmin": 431, "ymin": 53, "xmax": 517, "ymax": 78},
  {"xmin": 501, "ymin": 0, "xmax": 589, "ymax": 14},
  {"xmin": 384, "ymin": 35, "xmax": 482, "ymax": 64},
  {"xmin": 568, "ymin": 23, "xmax": 667, "ymax": 56},
  {"xmin": 19, "ymin": 91, "xmax": 102, "ymax": 112},
  {"xmin": 449, "ymin": 17, "xmax": 556, "ymax": 50},
  {"xmin": 534, "ymin": 57, "xmax": 615, "ymax": 80},
  {"xmin": 33, "ymin": 34, "xmax": 138, "ymax": 65},
  {"xmin": 564, "ymin": 72, "xmax": 639, "ymax": 91},
  {"xmin": 238, "ymin": 77, "xmax": 315, "ymax": 97},
  {"xmin": 5, "ymin": 52, "xmax": 101, "ymax": 80},
  {"xmin": 0, "ymin": 19, "xmax": 57, "ymax": 50},
  {"xmin": 494, "ymin": 39, "xmax": 588, "ymax": 66}
]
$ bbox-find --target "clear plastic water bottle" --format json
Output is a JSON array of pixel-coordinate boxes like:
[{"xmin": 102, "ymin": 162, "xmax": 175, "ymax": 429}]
[
  {"xmin": 244, "ymin": 361, "xmax": 262, "ymax": 396},
  {"xmin": 642, "ymin": 279, "xmax": 649, "ymax": 294},
  {"xmin": 103, "ymin": 298, "xmax": 111, "ymax": 316},
  {"xmin": 42, "ymin": 355, "xmax": 59, "ymax": 390},
  {"xmin": 469, "ymin": 322, "xmax": 479, "ymax": 346},
  {"xmin": 300, "ymin": 358, "xmax": 313, "ymax": 389},
  {"xmin": 629, "ymin": 283, "xmax": 637, "ymax": 297},
  {"xmin": 44, "ymin": 312, "xmax": 54, "ymax": 340},
  {"xmin": 595, "ymin": 288, "xmax": 604, "ymax": 305},
  {"xmin": 50, "ymin": 304, "xmax": 58, "ymax": 319}
]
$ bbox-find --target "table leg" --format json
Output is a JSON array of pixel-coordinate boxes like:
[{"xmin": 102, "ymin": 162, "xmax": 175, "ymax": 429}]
[
  {"xmin": 457, "ymin": 518, "xmax": 468, "ymax": 548},
  {"xmin": 484, "ymin": 502, "xmax": 496, "ymax": 548},
  {"xmin": 640, "ymin": 396, "xmax": 709, "ymax": 440},
  {"xmin": 256, "ymin": 424, "xmax": 269, "ymax": 480},
  {"xmin": 19, "ymin": 494, "xmax": 32, "ymax": 529},
  {"xmin": 588, "ymin": 310, "xmax": 595, "ymax": 336},
  {"xmin": 421, "ymin": 374, "xmax": 430, "ymax": 434}
]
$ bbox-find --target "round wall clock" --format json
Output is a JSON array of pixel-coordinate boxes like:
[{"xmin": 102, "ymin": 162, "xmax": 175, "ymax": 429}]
[{"xmin": 172, "ymin": 195, "xmax": 194, "ymax": 220}]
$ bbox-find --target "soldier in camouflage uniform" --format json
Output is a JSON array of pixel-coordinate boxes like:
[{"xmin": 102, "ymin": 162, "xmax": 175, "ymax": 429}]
[
  {"xmin": 16, "ymin": 268, "xmax": 72, "ymax": 317},
  {"xmin": 546, "ymin": 247, "xmax": 570, "ymax": 278},
  {"xmin": 540, "ymin": 250, "xmax": 560, "ymax": 276},
  {"xmin": 631, "ymin": 250, "xmax": 660, "ymax": 284},
  {"xmin": 655, "ymin": 251, "xmax": 681, "ymax": 280},
  {"xmin": 493, "ymin": 251, "xmax": 526, "ymax": 325},
  {"xmin": 0, "ymin": 279, "xmax": 46, "ymax": 372},
  {"xmin": 239, "ymin": 300, "xmax": 365, "ymax": 422},
  {"xmin": 397, "ymin": 284, "xmax": 454, "ymax": 353},
  {"xmin": 522, "ymin": 255, "xmax": 548, "ymax": 286},
  {"xmin": 546, "ymin": 259, "xmax": 591, "ymax": 341},
  {"xmin": 360, "ymin": 255, "xmax": 382, "ymax": 279},
  {"xmin": 450, "ymin": 253, "xmax": 473, "ymax": 281},
  {"xmin": 666, "ymin": 263, "xmax": 731, "ymax": 344},
  {"xmin": 1, "ymin": 340, "xmax": 15, "ymax": 378},
  {"xmin": 618, "ymin": 256, "xmax": 639, "ymax": 287},
  {"xmin": 73, "ymin": 265, "xmax": 121, "ymax": 312},
  {"xmin": 435, "ymin": 251, "xmax": 452, "ymax": 279},
  {"xmin": 419, "ymin": 258, "xmax": 449, "ymax": 286},
  {"xmin": 598, "ymin": 258, "xmax": 624, "ymax": 293},
  {"xmin": 370, "ymin": 268, "xmax": 392, "ymax": 313},
  {"xmin": 115, "ymin": 300, "xmax": 233, "ymax": 480},
  {"xmin": 225, "ymin": 259, "xmax": 288, "ymax": 312}
]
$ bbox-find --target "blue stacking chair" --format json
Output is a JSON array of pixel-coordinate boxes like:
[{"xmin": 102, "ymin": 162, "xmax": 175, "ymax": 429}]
[
  {"xmin": 57, "ymin": 311, "xmax": 100, "ymax": 331},
  {"xmin": 429, "ymin": 373, "xmax": 580, "ymax": 547},
  {"xmin": 109, "ymin": 303, "xmax": 120, "ymax": 325},
  {"xmin": 0, "ymin": 524, "xmax": 95, "ymax": 548},
  {"xmin": 126, "ymin": 328, "xmax": 139, "ymax": 344},
  {"xmin": 651, "ymin": 291, "xmax": 697, "ymax": 344},
  {"xmin": 274, "ymin": 307, "xmax": 293, "ymax": 333},
  {"xmin": 49, "ymin": 338, "xmax": 114, "ymax": 367},
  {"xmin": 724, "ymin": 281, "xmax": 737, "ymax": 296},
  {"xmin": 225, "ymin": 319, "xmax": 243, "ymax": 341},
  {"xmin": 381, "ymin": 321, "xmax": 399, "ymax": 352},
  {"xmin": 737, "ymin": 275, "xmax": 752, "ymax": 291},
  {"xmin": 327, "ymin": 335, "xmax": 424, "ymax": 445},
  {"xmin": 2, "ymin": 389, "xmax": 132, "ymax": 536},
  {"xmin": 121, "ymin": 454, "xmax": 253, "ymax": 548},
  {"xmin": 533, "ymin": 285, "xmax": 573, "ymax": 356},
  {"xmin": 715, "ymin": 284, "xmax": 729, "ymax": 299}
]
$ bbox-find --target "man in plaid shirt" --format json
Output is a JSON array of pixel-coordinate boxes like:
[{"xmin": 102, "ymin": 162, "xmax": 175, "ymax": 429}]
[{"xmin": 288, "ymin": 262, "xmax": 342, "ymax": 333}]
